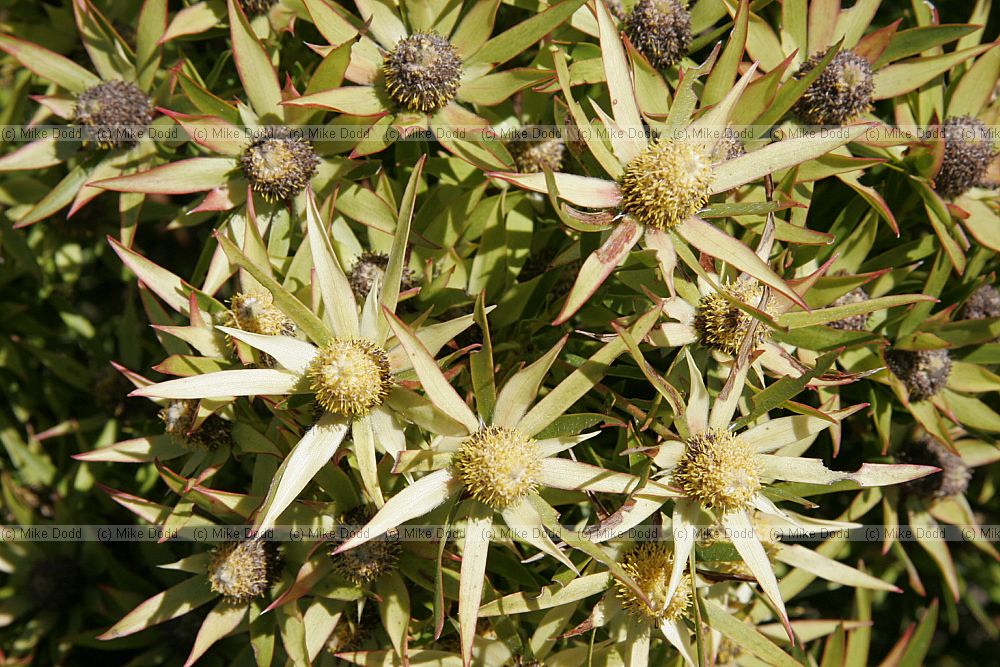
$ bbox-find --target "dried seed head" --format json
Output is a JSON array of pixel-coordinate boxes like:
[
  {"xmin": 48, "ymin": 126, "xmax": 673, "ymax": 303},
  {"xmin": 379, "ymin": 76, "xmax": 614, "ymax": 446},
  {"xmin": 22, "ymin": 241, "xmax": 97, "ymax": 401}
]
[
  {"xmin": 331, "ymin": 509, "xmax": 401, "ymax": 585},
  {"xmin": 349, "ymin": 252, "xmax": 416, "ymax": 301},
  {"xmin": 793, "ymin": 50, "xmax": 874, "ymax": 125},
  {"xmin": 74, "ymin": 80, "xmax": 153, "ymax": 149},
  {"xmin": 898, "ymin": 437, "xmax": 971, "ymax": 499},
  {"xmin": 383, "ymin": 33, "xmax": 463, "ymax": 113},
  {"xmin": 26, "ymin": 556, "xmax": 82, "ymax": 606},
  {"xmin": 619, "ymin": 138, "xmax": 714, "ymax": 230},
  {"xmin": 624, "ymin": 0, "xmax": 693, "ymax": 69},
  {"xmin": 885, "ymin": 348, "xmax": 952, "ymax": 402},
  {"xmin": 827, "ymin": 287, "xmax": 870, "ymax": 331},
  {"xmin": 455, "ymin": 426, "xmax": 542, "ymax": 509},
  {"xmin": 227, "ymin": 290, "xmax": 296, "ymax": 337},
  {"xmin": 326, "ymin": 604, "xmax": 378, "ymax": 653},
  {"xmin": 159, "ymin": 400, "xmax": 232, "ymax": 450},
  {"xmin": 307, "ymin": 338, "xmax": 392, "ymax": 417},
  {"xmin": 510, "ymin": 656, "xmax": 546, "ymax": 667},
  {"xmin": 674, "ymin": 429, "xmax": 762, "ymax": 514},
  {"xmin": 240, "ymin": 0, "xmax": 277, "ymax": 15},
  {"xmin": 693, "ymin": 280, "xmax": 774, "ymax": 356},
  {"xmin": 616, "ymin": 543, "xmax": 692, "ymax": 622},
  {"xmin": 508, "ymin": 126, "xmax": 566, "ymax": 173},
  {"xmin": 960, "ymin": 284, "xmax": 1000, "ymax": 321},
  {"xmin": 239, "ymin": 132, "xmax": 319, "ymax": 202},
  {"xmin": 935, "ymin": 116, "xmax": 996, "ymax": 199},
  {"xmin": 206, "ymin": 540, "xmax": 281, "ymax": 602}
]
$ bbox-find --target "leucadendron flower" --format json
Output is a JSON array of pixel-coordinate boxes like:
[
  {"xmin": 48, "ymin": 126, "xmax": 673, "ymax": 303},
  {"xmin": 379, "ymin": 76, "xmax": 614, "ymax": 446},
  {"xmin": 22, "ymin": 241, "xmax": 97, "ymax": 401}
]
[
  {"xmin": 490, "ymin": 1, "xmax": 869, "ymax": 324},
  {"xmin": 129, "ymin": 167, "xmax": 462, "ymax": 525},
  {"xmin": 285, "ymin": 0, "xmax": 589, "ymax": 163},
  {"xmin": 0, "ymin": 1, "xmax": 163, "ymax": 231},
  {"xmin": 333, "ymin": 304, "xmax": 666, "ymax": 666},
  {"xmin": 586, "ymin": 348, "xmax": 937, "ymax": 638},
  {"xmin": 90, "ymin": 1, "xmax": 339, "ymax": 212}
]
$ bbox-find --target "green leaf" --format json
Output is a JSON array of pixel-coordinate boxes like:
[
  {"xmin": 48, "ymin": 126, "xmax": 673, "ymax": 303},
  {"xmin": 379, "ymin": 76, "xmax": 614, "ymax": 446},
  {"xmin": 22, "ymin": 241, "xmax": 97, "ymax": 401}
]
[
  {"xmin": 701, "ymin": 599, "xmax": 801, "ymax": 667},
  {"xmin": 702, "ymin": 0, "xmax": 750, "ymax": 107},
  {"xmin": 98, "ymin": 576, "xmax": 218, "ymax": 639},
  {"xmin": 0, "ymin": 34, "xmax": 101, "ymax": 93},
  {"xmin": 873, "ymin": 43, "xmax": 995, "ymax": 99},
  {"xmin": 94, "ymin": 158, "xmax": 236, "ymax": 195},
  {"xmin": 466, "ymin": 0, "xmax": 587, "ymax": 68},
  {"xmin": 776, "ymin": 294, "xmax": 935, "ymax": 329},
  {"xmin": 228, "ymin": 0, "xmax": 283, "ymax": 120}
]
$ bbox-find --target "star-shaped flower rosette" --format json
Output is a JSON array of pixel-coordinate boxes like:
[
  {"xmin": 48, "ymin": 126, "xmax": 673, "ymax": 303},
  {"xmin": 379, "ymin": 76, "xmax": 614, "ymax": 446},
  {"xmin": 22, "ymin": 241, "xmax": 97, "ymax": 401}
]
[
  {"xmin": 489, "ymin": 1, "xmax": 872, "ymax": 325},
  {"xmin": 284, "ymin": 0, "xmax": 589, "ymax": 164},
  {"xmin": 332, "ymin": 304, "xmax": 669, "ymax": 666},
  {"xmin": 583, "ymin": 345, "xmax": 938, "ymax": 640},
  {"xmin": 128, "ymin": 164, "xmax": 472, "ymax": 528}
]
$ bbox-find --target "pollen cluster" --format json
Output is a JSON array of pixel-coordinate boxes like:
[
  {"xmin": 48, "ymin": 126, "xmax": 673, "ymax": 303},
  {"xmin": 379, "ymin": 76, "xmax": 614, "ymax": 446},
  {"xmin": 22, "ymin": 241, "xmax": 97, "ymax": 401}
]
[
  {"xmin": 899, "ymin": 437, "xmax": 972, "ymax": 499},
  {"xmin": 693, "ymin": 280, "xmax": 774, "ymax": 356},
  {"xmin": 827, "ymin": 287, "xmax": 870, "ymax": 331},
  {"xmin": 239, "ymin": 132, "xmax": 319, "ymax": 202},
  {"xmin": 619, "ymin": 138, "xmax": 714, "ymax": 230},
  {"xmin": 673, "ymin": 429, "xmax": 762, "ymax": 514},
  {"xmin": 615, "ymin": 543, "xmax": 692, "ymax": 622},
  {"xmin": 349, "ymin": 251, "xmax": 416, "ymax": 301},
  {"xmin": 935, "ymin": 116, "xmax": 996, "ymax": 199},
  {"xmin": 206, "ymin": 540, "xmax": 281, "ymax": 602},
  {"xmin": 793, "ymin": 50, "xmax": 874, "ymax": 125},
  {"xmin": 508, "ymin": 126, "xmax": 566, "ymax": 174},
  {"xmin": 383, "ymin": 33, "xmax": 463, "ymax": 113},
  {"xmin": 159, "ymin": 399, "xmax": 232, "ymax": 450},
  {"xmin": 330, "ymin": 509, "xmax": 401, "ymax": 585},
  {"xmin": 307, "ymin": 338, "xmax": 392, "ymax": 417},
  {"xmin": 455, "ymin": 426, "xmax": 542, "ymax": 509},
  {"xmin": 73, "ymin": 80, "xmax": 154, "ymax": 149},
  {"xmin": 885, "ymin": 348, "xmax": 952, "ymax": 402},
  {"xmin": 960, "ymin": 284, "xmax": 1000, "ymax": 321},
  {"xmin": 624, "ymin": 0, "xmax": 693, "ymax": 69}
]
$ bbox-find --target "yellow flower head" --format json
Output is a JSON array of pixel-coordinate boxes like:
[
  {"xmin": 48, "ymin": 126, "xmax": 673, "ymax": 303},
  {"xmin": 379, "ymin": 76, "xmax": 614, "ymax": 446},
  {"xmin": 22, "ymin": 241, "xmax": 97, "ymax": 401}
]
[
  {"xmin": 455, "ymin": 426, "xmax": 542, "ymax": 509},
  {"xmin": 673, "ymin": 429, "xmax": 762, "ymax": 514},
  {"xmin": 307, "ymin": 338, "xmax": 392, "ymax": 417},
  {"xmin": 693, "ymin": 280, "xmax": 775, "ymax": 356},
  {"xmin": 616, "ymin": 542, "xmax": 692, "ymax": 622},
  {"xmin": 207, "ymin": 540, "xmax": 281, "ymax": 602},
  {"xmin": 619, "ymin": 138, "xmax": 713, "ymax": 230}
]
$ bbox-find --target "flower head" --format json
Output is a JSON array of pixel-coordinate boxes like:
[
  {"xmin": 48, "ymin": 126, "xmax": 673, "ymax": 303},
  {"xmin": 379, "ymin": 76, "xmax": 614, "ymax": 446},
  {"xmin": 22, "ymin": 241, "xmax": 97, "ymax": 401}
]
[
  {"xmin": 74, "ymin": 80, "xmax": 153, "ymax": 149},
  {"xmin": 240, "ymin": 0, "xmax": 276, "ymax": 15},
  {"xmin": 619, "ymin": 138, "xmax": 714, "ymax": 230},
  {"xmin": 936, "ymin": 116, "xmax": 996, "ymax": 199},
  {"xmin": 885, "ymin": 348, "xmax": 952, "ymax": 402},
  {"xmin": 207, "ymin": 540, "xmax": 281, "ymax": 602},
  {"xmin": 383, "ymin": 33, "xmax": 463, "ymax": 113},
  {"xmin": 624, "ymin": 0, "xmax": 692, "ymax": 69},
  {"xmin": 793, "ymin": 50, "xmax": 874, "ymax": 125},
  {"xmin": 239, "ymin": 132, "xmax": 319, "ymax": 202},
  {"xmin": 898, "ymin": 437, "xmax": 971, "ymax": 499},
  {"xmin": 693, "ymin": 280, "xmax": 774, "ymax": 355},
  {"xmin": 307, "ymin": 338, "xmax": 392, "ymax": 417},
  {"xmin": 454, "ymin": 426, "xmax": 542, "ymax": 509},
  {"xmin": 616, "ymin": 543, "xmax": 692, "ymax": 622},
  {"xmin": 673, "ymin": 429, "xmax": 762, "ymax": 513}
]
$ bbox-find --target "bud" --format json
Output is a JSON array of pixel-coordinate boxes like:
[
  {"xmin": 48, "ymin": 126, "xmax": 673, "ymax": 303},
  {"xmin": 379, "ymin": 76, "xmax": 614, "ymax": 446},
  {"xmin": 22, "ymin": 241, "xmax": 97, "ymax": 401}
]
[
  {"xmin": 935, "ymin": 116, "xmax": 996, "ymax": 199},
  {"xmin": 239, "ymin": 130, "xmax": 319, "ymax": 202},
  {"xmin": 383, "ymin": 33, "xmax": 463, "ymax": 113},
  {"xmin": 793, "ymin": 50, "xmax": 874, "ymax": 125},
  {"xmin": 624, "ymin": 0, "xmax": 693, "ymax": 69},
  {"xmin": 827, "ymin": 287, "xmax": 869, "ymax": 331},
  {"xmin": 885, "ymin": 348, "xmax": 951, "ymax": 402},
  {"xmin": 898, "ymin": 437, "xmax": 971, "ymax": 499},
  {"xmin": 960, "ymin": 284, "xmax": 1000, "ymax": 321},
  {"xmin": 206, "ymin": 540, "xmax": 281, "ymax": 602},
  {"xmin": 74, "ymin": 80, "xmax": 153, "ymax": 149}
]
